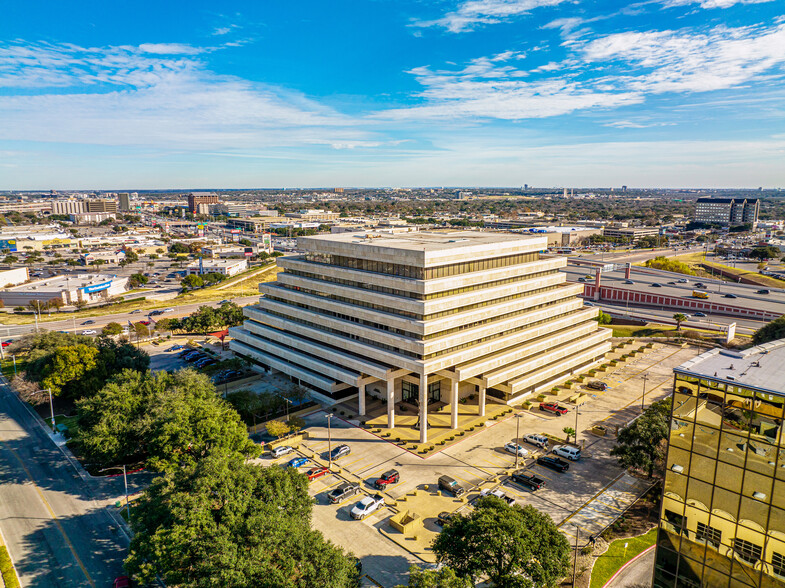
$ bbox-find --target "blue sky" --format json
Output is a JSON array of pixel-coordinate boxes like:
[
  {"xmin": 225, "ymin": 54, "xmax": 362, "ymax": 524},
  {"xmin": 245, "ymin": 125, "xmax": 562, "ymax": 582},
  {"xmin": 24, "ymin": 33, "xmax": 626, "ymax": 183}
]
[{"xmin": 1, "ymin": 0, "xmax": 784, "ymax": 189}]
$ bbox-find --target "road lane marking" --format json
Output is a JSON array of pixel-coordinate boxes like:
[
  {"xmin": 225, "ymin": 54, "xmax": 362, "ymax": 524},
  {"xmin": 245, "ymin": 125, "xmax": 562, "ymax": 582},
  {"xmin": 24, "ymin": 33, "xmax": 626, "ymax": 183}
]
[{"xmin": 0, "ymin": 440, "xmax": 96, "ymax": 588}]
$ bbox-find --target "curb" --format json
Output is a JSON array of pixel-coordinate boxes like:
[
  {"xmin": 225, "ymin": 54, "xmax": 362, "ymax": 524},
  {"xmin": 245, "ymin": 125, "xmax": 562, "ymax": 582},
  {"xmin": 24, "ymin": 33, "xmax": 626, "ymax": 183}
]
[{"xmin": 601, "ymin": 544, "xmax": 655, "ymax": 588}]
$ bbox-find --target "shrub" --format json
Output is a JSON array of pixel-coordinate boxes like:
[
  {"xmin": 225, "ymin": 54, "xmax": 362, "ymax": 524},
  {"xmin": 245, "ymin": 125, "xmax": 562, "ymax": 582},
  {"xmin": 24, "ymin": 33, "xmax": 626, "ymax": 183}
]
[{"xmin": 0, "ymin": 546, "xmax": 20, "ymax": 588}]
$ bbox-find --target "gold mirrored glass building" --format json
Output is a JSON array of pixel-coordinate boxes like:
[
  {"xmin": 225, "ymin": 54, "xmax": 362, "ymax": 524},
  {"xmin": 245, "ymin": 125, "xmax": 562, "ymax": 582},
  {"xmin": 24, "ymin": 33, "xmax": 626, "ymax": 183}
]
[{"xmin": 655, "ymin": 339, "xmax": 785, "ymax": 587}]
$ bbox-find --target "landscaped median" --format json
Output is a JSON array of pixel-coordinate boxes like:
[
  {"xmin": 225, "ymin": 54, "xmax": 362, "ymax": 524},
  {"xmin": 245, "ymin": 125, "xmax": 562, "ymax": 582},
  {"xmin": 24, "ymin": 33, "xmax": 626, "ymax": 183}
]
[
  {"xmin": 589, "ymin": 528, "xmax": 656, "ymax": 588},
  {"xmin": 0, "ymin": 544, "xmax": 21, "ymax": 588}
]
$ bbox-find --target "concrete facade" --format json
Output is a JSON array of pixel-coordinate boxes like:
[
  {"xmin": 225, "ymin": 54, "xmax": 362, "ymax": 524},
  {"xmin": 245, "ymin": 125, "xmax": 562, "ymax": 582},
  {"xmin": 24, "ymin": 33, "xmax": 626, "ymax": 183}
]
[{"xmin": 229, "ymin": 231, "xmax": 611, "ymax": 443}]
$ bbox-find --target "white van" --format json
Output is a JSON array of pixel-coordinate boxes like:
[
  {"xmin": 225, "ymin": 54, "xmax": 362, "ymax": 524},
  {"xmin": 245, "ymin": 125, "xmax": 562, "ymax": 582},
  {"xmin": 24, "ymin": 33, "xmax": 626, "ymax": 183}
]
[{"xmin": 553, "ymin": 445, "xmax": 581, "ymax": 461}]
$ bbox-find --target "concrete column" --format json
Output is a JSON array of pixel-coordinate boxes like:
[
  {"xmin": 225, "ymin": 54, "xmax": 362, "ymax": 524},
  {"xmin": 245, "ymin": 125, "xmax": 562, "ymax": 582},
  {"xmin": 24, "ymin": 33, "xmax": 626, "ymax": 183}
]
[
  {"xmin": 386, "ymin": 378, "xmax": 395, "ymax": 429},
  {"xmin": 594, "ymin": 268, "xmax": 602, "ymax": 301},
  {"xmin": 358, "ymin": 383, "xmax": 366, "ymax": 416},
  {"xmin": 478, "ymin": 384, "xmax": 486, "ymax": 417},
  {"xmin": 625, "ymin": 263, "xmax": 632, "ymax": 279},
  {"xmin": 450, "ymin": 379, "xmax": 459, "ymax": 429},
  {"xmin": 419, "ymin": 373, "xmax": 428, "ymax": 444}
]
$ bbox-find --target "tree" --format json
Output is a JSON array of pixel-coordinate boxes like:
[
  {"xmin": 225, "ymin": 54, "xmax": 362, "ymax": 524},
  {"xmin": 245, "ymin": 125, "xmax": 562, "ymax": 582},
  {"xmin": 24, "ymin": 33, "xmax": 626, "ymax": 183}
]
[
  {"xmin": 3, "ymin": 255, "xmax": 18, "ymax": 263},
  {"xmin": 169, "ymin": 242, "xmax": 190, "ymax": 254},
  {"xmin": 181, "ymin": 274, "xmax": 204, "ymax": 290},
  {"xmin": 266, "ymin": 420, "xmax": 291, "ymax": 438},
  {"xmin": 125, "ymin": 451, "xmax": 358, "ymax": 587},
  {"xmin": 287, "ymin": 416, "xmax": 306, "ymax": 434},
  {"xmin": 750, "ymin": 246, "xmax": 780, "ymax": 260},
  {"xmin": 395, "ymin": 566, "xmax": 472, "ymax": 588},
  {"xmin": 217, "ymin": 301, "xmax": 244, "ymax": 327},
  {"xmin": 595, "ymin": 310, "xmax": 611, "ymax": 325},
  {"xmin": 611, "ymin": 398, "xmax": 672, "ymax": 478},
  {"xmin": 673, "ymin": 313, "xmax": 688, "ymax": 331},
  {"xmin": 102, "ymin": 322, "xmax": 123, "ymax": 336},
  {"xmin": 40, "ymin": 344, "xmax": 100, "ymax": 396},
  {"xmin": 74, "ymin": 299, "xmax": 87, "ymax": 310},
  {"xmin": 433, "ymin": 497, "xmax": 570, "ymax": 588},
  {"xmin": 562, "ymin": 427, "xmax": 575, "ymax": 442},
  {"xmin": 753, "ymin": 315, "xmax": 785, "ymax": 345},
  {"xmin": 128, "ymin": 273, "xmax": 149, "ymax": 289},
  {"xmin": 154, "ymin": 317, "xmax": 180, "ymax": 332}
]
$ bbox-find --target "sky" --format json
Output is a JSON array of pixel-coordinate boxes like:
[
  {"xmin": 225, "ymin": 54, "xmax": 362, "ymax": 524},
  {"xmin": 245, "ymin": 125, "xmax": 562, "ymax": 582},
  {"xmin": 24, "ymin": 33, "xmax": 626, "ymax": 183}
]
[{"xmin": 1, "ymin": 0, "xmax": 784, "ymax": 190}]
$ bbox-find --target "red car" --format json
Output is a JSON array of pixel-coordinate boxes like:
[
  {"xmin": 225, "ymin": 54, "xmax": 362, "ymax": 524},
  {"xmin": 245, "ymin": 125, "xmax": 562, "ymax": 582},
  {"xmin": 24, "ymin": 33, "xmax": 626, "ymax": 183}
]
[
  {"xmin": 138, "ymin": 320, "xmax": 151, "ymax": 326},
  {"xmin": 113, "ymin": 577, "xmax": 132, "ymax": 588},
  {"xmin": 306, "ymin": 466, "xmax": 330, "ymax": 481},
  {"xmin": 539, "ymin": 402, "xmax": 568, "ymax": 416},
  {"xmin": 1, "ymin": 341, "xmax": 10, "ymax": 348},
  {"xmin": 373, "ymin": 469, "xmax": 400, "ymax": 490}
]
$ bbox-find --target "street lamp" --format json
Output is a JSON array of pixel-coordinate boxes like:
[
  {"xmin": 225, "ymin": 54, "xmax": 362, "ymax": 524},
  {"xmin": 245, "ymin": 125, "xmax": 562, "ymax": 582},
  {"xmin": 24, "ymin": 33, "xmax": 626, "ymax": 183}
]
[
  {"xmin": 325, "ymin": 413, "xmax": 333, "ymax": 469},
  {"xmin": 641, "ymin": 373, "xmax": 649, "ymax": 413},
  {"xmin": 574, "ymin": 404, "xmax": 580, "ymax": 448},
  {"xmin": 514, "ymin": 412, "xmax": 524, "ymax": 470},
  {"xmin": 100, "ymin": 465, "xmax": 131, "ymax": 524}
]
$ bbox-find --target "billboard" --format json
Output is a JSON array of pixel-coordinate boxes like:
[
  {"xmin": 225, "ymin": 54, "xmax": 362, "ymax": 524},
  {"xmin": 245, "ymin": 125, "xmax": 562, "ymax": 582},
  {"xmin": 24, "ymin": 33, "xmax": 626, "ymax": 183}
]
[
  {"xmin": 82, "ymin": 281, "xmax": 113, "ymax": 294},
  {"xmin": 244, "ymin": 247, "xmax": 253, "ymax": 257},
  {"xmin": 0, "ymin": 239, "xmax": 17, "ymax": 252}
]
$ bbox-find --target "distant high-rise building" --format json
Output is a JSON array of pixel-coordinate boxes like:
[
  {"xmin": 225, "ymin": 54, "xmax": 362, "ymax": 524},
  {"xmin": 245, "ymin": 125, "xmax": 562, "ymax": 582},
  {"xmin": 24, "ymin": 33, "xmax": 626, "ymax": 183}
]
[
  {"xmin": 654, "ymin": 339, "xmax": 785, "ymax": 588},
  {"xmin": 52, "ymin": 199, "xmax": 85, "ymax": 215},
  {"xmin": 187, "ymin": 192, "xmax": 220, "ymax": 213},
  {"xmin": 524, "ymin": 184, "xmax": 529, "ymax": 190},
  {"xmin": 695, "ymin": 198, "xmax": 759, "ymax": 226},
  {"xmin": 85, "ymin": 199, "xmax": 117, "ymax": 214},
  {"xmin": 622, "ymin": 185, "xmax": 628, "ymax": 192},
  {"xmin": 118, "ymin": 193, "xmax": 131, "ymax": 211}
]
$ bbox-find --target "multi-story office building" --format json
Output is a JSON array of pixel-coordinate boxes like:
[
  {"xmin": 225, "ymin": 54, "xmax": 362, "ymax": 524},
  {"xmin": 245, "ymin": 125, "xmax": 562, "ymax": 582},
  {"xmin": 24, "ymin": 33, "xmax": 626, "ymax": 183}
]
[
  {"xmin": 187, "ymin": 192, "xmax": 220, "ymax": 213},
  {"xmin": 118, "ymin": 193, "xmax": 131, "ymax": 211},
  {"xmin": 695, "ymin": 198, "xmax": 759, "ymax": 227},
  {"xmin": 655, "ymin": 339, "xmax": 785, "ymax": 587},
  {"xmin": 229, "ymin": 231, "xmax": 611, "ymax": 442},
  {"xmin": 85, "ymin": 199, "xmax": 118, "ymax": 214},
  {"xmin": 602, "ymin": 225, "xmax": 660, "ymax": 242}
]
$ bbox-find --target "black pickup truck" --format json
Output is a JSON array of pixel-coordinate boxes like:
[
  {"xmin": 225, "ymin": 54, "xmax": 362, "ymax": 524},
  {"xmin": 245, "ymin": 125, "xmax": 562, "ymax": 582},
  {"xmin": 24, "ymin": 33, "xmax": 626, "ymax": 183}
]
[{"xmin": 510, "ymin": 469, "xmax": 546, "ymax": 490}]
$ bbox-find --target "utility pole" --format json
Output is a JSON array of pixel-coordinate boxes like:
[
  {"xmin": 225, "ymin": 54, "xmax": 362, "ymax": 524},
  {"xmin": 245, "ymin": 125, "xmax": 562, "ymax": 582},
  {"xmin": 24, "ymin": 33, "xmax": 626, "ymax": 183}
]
[
  {"xmin": 514, "ymin": 413, "xmax": 523, "ymax": 470},
  {"xmin": 574, "ymin": 404, "xmax": 580, "ymax": 447},
  {"xmin": 572, "ymin": 525, "xmax": 580, "ymax": 586},
  {"xmin": 326, "ymin": 413, "xmax": 333, "ymax": 469},
  {"xmin": 641, "ymin": 373, "xmax": 649, "ymax": 413}
]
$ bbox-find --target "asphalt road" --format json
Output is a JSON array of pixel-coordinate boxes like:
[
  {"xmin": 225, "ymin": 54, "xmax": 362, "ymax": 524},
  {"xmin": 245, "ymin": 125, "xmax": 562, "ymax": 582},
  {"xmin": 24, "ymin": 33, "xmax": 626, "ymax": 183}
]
[
  {"xmin": 0, "ymin": 295, "xmax": 260, "ymax": 339},
  {"xmin": 0, "ymin": 384, "xmax": 130, "ymax": 587},
  {"xmin": 605, "ymin": 546, "xmax": 655, "ymax": 588}
]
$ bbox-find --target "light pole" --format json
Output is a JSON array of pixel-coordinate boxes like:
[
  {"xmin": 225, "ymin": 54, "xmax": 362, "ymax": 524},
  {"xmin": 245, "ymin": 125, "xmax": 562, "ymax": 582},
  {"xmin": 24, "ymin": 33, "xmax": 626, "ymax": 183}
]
[
  {"xmin": 325, "ymin": 413, "xmax": 333, "ymax": 469},
  {"xmin": 572, "ymin": 524, "xmax": 580, "ymax": 586},
  {"xmin": 100, "ymin": 465, "xmax": 131, "ymax": 524},
  {"xmin": 641, "ymin": 373, "xmax": 649, "ymax": 413},
  {"xmin": 574, "ymin": 404, "xmax": 580, "ymax": 448},
  {"xmin": 514, "ymin": 412, "xmax": 523, "ymax": 470}
]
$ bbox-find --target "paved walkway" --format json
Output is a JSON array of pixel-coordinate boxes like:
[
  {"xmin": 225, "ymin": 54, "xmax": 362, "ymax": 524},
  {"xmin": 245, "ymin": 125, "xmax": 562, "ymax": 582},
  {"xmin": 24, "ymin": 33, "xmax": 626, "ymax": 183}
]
[{"xmin": 559, "ymin": 472, "xmax": 654, "ymax": 543}]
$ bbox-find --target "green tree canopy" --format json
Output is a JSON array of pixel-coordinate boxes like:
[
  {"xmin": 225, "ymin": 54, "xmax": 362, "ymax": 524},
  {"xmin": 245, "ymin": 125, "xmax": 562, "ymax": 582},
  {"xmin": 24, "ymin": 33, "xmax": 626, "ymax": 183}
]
[
  {"xmin": 102, "ymin": 322, "xmax": 123, "ymax": 336},
  {"xmin": 128, "ymin": 273, "xmax": 149, "ymax": 288},
  {"xmin": 753, "ymin": 315, "xmax": 785, "ymax": 345},
  {"xmin": 395, "ymin": 566, "xmax": 472, "ymax": 588},
  {"xmin": 125, "ymin": 451, "xmax": 358, "ymax": 587},
  {"xmin": 181, "ymin": 274, "xmax": 204, "ymax": 290},
  {"xmin": 673, "ymin": 313, "xmax": 688, "ymax": 331},
  {"xmin": 40, "ymin": 344, "xmax": 99, "ymax": 396},
  {"xmin": 433, "ymin": 497, "xmax": 570, "ymax": 588},
  {"xmin": 750, "ymin": 246, "xmax": 780, "ymax": 260},
  {"xmin": 610, "ymin": 397, "xmax": 672, "ymax": 477}
]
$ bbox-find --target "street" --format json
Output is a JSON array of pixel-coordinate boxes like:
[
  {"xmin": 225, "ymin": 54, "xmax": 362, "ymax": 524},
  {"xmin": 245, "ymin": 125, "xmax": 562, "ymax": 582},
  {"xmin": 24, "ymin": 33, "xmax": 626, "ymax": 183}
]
[{"xmin": 0, "ymin": 383, "xmax": 131, "ymax": 587}]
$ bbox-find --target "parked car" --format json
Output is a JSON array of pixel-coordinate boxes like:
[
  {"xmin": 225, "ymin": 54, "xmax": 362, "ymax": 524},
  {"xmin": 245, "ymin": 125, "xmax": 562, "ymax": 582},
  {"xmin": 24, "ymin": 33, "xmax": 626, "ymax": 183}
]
[
  {"xmin": 523, "ymin": 433, "xmax": 549, "ymax": 449},
  {"xmin": 330, "ymin": 444, "xmax": 351, "ymax": 460},
  {"xmin": 328, "ymin": 482, "xmax": 360, "ymax": 504},
  {"xmin": 553, "ymin": 445, "xmax": 582, "ymax": 461},
  {"xmin": 438, "ymin": 475, "xmax": 465, "ymax": 496},
  {"xmin": 536, "ymin": 455, "xmax": 570, "ymax": 472},
  {"xmin": 81, "ymin": 329, "xmax": 97, "ymax": 335},
  {"xmin": 374, "ymin": 469, "xmax": 400, "ymax": 489},
  {"xmin": 286, "ymin": 457, "xmax": 309, "ymax": 468},
  {"xmin": 436, "ymin": 511, "xmax": 455, "ymax": 527},
  {"xmin": 724, "ymin": 293, "xmax": 738, "ymax": 299},
  {"xmin": 270, "ymin": 445, "xmax": 294, "ymax": 458},
  {"xmin": 586, "ymin": 381, "xmax": 608, "ymax": 391},
  {"xmin": 1, "ymin": 341, "xmax": 11, "ymax": 348},
  {"xmin": 306, "ymin": 466, "xmax": 330, "ymax": 481},
  {"xmin": 480, "ymin": 488, "xmax": 515, "ymax": 505},
  {"xmin": 510, "ymin": 470, "xmax": 546, "ymax": 490},
  {"xmin": 504, "ymin": 442, "xmax": 529, "ymax": 457},
  {"xmin": 350, "ymin": 494, "xmax": 385, "ymax": 520},
  {"xmin": 539, "ymin": 402, "xmax": 568, "ymax": 416}
]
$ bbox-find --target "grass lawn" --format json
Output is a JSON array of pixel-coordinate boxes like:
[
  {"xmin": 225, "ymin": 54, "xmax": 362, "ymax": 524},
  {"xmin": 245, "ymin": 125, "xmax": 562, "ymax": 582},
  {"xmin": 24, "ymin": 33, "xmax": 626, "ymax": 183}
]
[
  {"xmin": 606, "ymin": 323, "xmax": 746, "ymax": 339},
  {"xmin": 590, "ymin": 528, "xmax": 657, "ymax": 588}
]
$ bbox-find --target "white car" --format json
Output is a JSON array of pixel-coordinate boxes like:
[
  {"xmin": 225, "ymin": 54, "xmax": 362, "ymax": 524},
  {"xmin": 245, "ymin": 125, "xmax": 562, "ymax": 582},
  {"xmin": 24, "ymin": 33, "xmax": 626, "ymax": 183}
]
[
  {"xmin": 81, "ymin": 329, "xmax": 97, "ymax": 335},
  {"xmin": 350, "ymin": 494, "xmax": 385, "ymax": 520},
  {"xmin": 504, "ymin": 442, "xmax": 529, "ymax": 457},
  {"xmin": 553, "ymin": 445, "xmax": 582, "ymax": 461},
  {"xmin": 523, "ymin": 434, "xmax": 549, "ymax": 449},
  {"xmin": 479, "ymin": 488, "xmax": 516, "ymax": 505},
  {"xmin": 163, "ymin": 308, "xmax": 175, "ymax": 313},
  {"xmin": 270, "ymin": 445, "xmax": 294, "ymax": 458}
]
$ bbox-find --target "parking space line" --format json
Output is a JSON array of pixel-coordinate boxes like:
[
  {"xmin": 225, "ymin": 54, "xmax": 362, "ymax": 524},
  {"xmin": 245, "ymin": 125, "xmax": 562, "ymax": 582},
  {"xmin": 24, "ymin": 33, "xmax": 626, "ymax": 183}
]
[
  {"xmin": 359, "ymin": 466, "xmax": 387, "ymax": 482},
  {"xmin": 452, "ymin": 471, "xmax": 478, "ymax": 487},
  {"xmin": 337, "ymin": 456, "xmax": 370, "ymax": 470},
  {"xmin": 318, "ymin": 478, "xmax": 343, "ymax": 492},
  {"xmin": 482, "ymin": 458, "xmax": 511, "ymax": 470}
]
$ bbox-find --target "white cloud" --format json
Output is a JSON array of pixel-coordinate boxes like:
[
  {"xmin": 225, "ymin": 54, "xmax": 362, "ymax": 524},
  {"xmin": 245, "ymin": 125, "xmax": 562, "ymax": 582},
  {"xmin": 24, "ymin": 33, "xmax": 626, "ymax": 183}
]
[
  {"xmin": 137, "ymin": 43, "xmax": 204, "ymax": 55},
  {"xmin": 415, "ymin": 0, "xmax": 571, "ymax": 33},
  {"xmin": 0, "ymin": 41, "xmax": 372, "ymax": 150},
  {"xmin": 662, "ymin": 0, "xmax": 775, "ymax": 9}
]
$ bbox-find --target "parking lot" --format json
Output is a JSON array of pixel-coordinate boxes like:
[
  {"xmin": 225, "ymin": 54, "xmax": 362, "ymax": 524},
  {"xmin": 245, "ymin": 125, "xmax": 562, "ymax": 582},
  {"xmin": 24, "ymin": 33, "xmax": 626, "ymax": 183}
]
[{"xmin": 254, "ymin": 343, "xmax": 697, "ymax": 587}]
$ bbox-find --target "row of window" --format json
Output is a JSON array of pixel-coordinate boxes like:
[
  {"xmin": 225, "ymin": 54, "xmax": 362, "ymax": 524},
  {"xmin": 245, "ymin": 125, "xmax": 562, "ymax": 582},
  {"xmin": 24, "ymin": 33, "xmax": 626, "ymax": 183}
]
[{"xmin": 303, "ymin": 251, "xmax": 539, "ymax": 280}]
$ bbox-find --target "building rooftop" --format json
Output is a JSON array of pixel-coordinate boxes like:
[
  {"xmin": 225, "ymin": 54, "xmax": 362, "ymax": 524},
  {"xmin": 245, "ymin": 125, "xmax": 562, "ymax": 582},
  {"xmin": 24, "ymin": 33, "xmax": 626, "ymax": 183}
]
[
  {"xmin": 5, "ymin": 274, "xmax": 120, "ymax": 293},
  {"xmin": 300, "ymin": 230, "xmax": 542, "ymax": 253},
  {"xmin": 674, "ymin": 339, "xmax": 785, "ymax": 395}
]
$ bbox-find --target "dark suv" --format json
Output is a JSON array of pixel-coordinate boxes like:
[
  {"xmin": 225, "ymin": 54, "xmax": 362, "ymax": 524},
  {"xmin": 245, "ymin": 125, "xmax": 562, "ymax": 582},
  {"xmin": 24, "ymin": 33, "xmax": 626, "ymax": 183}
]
[
  {"xmin": 438, "ymin": 475, "xmax": 465, "ymax": 496},
  {"xmin": 536, "ymin": 455, "xmax": 570, "ymax": 472},
  {"xmin": 328, "ymin": 482, "xmax": 361, "ymax": 504},
  {"xmin": 330, "ymin": 444, "xmax": 351, "ymax": 460},
  {"xmin": 586, "ymin": 381, "xmax": 607, "ymax": 391},
  {"xmin": 374, "ymin": 469, "xmax": 400, "ymax": 490}
]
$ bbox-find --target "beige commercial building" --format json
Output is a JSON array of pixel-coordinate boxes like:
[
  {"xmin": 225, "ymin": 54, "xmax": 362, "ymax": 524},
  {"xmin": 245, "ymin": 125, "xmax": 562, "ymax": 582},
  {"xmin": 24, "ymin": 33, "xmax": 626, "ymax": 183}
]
[{"xmin": 230, "ymin": 231, "xmax": 611, "ymax": 442}]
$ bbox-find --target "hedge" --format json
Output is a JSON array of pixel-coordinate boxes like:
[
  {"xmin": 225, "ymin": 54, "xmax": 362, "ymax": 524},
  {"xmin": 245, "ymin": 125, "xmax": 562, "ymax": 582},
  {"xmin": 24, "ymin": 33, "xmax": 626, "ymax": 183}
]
[{"xmin": 0, "ymin": 546, "xmax": 20, "ymax": 588}]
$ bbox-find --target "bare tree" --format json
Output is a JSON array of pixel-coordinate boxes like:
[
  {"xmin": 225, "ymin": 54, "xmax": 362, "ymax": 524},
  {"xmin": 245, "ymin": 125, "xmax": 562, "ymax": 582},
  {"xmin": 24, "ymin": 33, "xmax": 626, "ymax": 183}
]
[{"xmin": 11, "ymin": 375, "xmax": 46, "ymax": 405}]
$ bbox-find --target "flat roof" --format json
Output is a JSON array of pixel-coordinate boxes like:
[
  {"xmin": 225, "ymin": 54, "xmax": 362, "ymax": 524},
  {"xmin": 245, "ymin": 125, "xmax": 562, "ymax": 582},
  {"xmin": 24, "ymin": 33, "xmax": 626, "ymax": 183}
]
[
  {"xmin": 5, "ymin": 274, "xmax": 121, "ymax": 293},
  {"xmin": 674, "ymin": 339, "xmax": 785, "ymax": 395},
  {"xmin": 300, "ymin": 230, "xmax": 541, "ymax": 253}
]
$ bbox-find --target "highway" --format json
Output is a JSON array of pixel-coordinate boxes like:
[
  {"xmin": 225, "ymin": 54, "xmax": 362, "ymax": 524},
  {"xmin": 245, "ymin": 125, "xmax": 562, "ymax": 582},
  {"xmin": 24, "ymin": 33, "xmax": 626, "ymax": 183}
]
[
  {"xmin": 0, "ymin": 295, "xmax": 261, "ymax": 339},
  {"xmin": 0, "ymin": 383, "xmax": 131, "ymax": 587}
]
